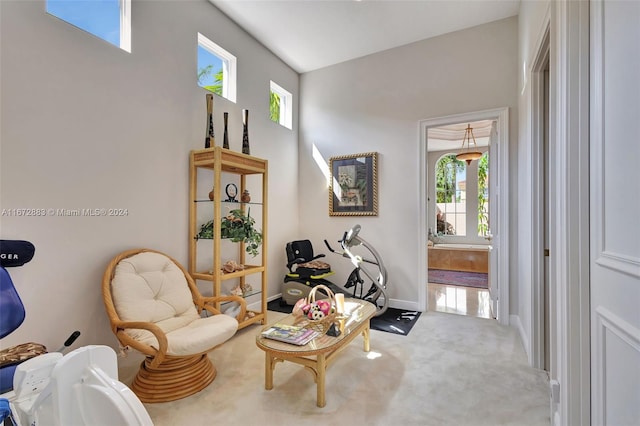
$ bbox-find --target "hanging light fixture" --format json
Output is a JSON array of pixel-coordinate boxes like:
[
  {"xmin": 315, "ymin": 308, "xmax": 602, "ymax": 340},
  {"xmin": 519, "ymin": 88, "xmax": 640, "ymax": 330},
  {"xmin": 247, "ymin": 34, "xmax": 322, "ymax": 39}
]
[{"xmin": 456, "ymin": 124, "xmax": 483, "ymax": 165}]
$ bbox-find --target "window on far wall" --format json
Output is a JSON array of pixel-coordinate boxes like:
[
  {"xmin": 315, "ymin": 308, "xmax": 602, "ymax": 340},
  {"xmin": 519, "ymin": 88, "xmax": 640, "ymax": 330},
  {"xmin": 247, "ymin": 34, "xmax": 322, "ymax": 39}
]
[
  {"xmin": 197, "ymin": 33, "xmax": 236, "ymax": 102},
  {"xmin": 269, "ymin": 81, "xmax": 292, "ymax": 129},
  {"xmin": 435, "ymin": 154, "xmax": 467, "ymax": 236},
  {"xmin": 46, "ymin": 0, "xmax": 131, "ymax": 52}
]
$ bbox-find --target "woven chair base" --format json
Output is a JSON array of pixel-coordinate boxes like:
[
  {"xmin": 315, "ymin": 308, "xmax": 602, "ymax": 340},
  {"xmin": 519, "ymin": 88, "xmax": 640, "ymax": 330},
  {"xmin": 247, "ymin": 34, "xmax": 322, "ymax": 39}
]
[{"xmin": 131, "ymin": 354, "xmax": 216, "ymax": 403}]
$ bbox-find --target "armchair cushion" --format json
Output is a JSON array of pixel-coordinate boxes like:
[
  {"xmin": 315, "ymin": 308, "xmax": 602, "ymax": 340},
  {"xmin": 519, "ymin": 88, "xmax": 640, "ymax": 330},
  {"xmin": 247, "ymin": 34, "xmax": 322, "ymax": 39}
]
[
  {"xmin": 110, "ymin": 251, "xmax": 238, "ymax": 356},
  {"xmin": 137, "ymin": 315, "xmax": 237, "ymax": 356}
]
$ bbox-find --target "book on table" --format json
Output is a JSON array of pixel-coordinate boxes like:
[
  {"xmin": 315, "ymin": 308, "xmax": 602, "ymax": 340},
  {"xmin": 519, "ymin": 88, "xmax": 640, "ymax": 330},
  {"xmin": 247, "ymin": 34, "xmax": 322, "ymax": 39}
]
[{"xmin": 261, "ymin": 323, "xmax": 320, "ymax": 345}]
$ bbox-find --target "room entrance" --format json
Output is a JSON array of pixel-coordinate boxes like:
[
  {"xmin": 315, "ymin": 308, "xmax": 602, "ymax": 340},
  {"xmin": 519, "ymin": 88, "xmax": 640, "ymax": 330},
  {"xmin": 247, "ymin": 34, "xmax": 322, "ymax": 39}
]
[
  {"xmin": 418, "ymin": 108, "xmax": 510, "ymax": 325},
  {"xmin": 425, "ymin": 120, "xmax": 494, "ymax": 319}
]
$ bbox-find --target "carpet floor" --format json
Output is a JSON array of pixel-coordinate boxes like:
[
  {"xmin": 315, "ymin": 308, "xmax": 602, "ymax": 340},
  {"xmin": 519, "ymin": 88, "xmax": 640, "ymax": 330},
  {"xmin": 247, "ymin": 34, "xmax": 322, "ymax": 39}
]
[
  {"xmin": 267, "ymin": 298, "xmax": 421, "ymax": 336},
  {"xmin": 428, "ymin": 269, "xmax": 489, "ymax": 289},
  {"xmin": 119, "ymin": 310, "xmax": 550, "ymax": 426}
]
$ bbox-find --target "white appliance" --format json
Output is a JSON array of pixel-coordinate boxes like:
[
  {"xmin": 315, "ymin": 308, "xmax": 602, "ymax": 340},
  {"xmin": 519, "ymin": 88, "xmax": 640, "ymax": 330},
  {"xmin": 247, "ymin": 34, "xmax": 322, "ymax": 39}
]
[{"xmin": 9, "ymin": 345, "xmax": 153, "ymax": 426}]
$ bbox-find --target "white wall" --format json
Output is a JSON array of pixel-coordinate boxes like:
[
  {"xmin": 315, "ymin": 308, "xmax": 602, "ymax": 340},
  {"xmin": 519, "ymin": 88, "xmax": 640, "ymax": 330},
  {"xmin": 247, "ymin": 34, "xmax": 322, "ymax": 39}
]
[
  {"xmin": 299, "ymin": 17, "xmax": 518, "ymax": 310},
  {"xmin": 0, "ymin": 0, "xmax": 299, "ymax": 350},
  {"xmin": 516, "ymin": 0, "xmax": 551, "ymax": 361}
]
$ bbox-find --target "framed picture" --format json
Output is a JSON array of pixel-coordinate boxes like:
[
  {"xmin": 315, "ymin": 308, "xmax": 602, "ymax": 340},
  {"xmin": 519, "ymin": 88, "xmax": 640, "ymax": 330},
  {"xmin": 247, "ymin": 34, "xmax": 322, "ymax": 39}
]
[{"xmin": 329, "ymin": 152, "xmax": 378, "ymax": 216}]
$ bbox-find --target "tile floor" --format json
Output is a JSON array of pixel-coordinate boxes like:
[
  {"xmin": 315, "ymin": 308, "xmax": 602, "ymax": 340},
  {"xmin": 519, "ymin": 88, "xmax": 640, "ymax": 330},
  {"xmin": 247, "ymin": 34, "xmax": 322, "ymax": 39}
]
[{"xmin": 428, "ymin": 282, "xmax": 493, "ymax": 319}]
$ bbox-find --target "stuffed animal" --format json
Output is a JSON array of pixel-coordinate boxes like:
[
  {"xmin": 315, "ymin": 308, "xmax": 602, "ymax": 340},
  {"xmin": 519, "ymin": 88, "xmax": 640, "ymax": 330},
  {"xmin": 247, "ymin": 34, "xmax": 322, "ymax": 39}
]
[
  {"xmin": 314, "ymin": 300, "xmax": 331, "ymax": 315},
  {"xmin": 307, "ymin": 302, "xmax": 324, "ymax": 321},
  {"xmin": 292, "ymin": 296, "xmax": 335, "ymax": 321},
  {"xmin": 292, "ymin": 299, "xmax": 310, "ymax": 317}
]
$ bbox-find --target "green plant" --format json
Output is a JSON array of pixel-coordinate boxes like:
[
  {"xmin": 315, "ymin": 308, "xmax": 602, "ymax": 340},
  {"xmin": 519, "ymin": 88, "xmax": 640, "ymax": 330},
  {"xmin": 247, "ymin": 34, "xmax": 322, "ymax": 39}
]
[
  {"xmin": 198, "ymin": 65, "xmax": 223, "ymax": 95},
  {"xmin": 435, "ymin": 154, "xmax": 465, "ymax": 203},
  {"xmin": 197, "ymin": 208, "xmax": 263, "ymax": 257},
  {"xmin": 270, "ymin": 91, "xmax": 280, "ymax": 123},
  {"xmin": 477, "ymin": 153, "xmax": 489, "ymax": 236}
]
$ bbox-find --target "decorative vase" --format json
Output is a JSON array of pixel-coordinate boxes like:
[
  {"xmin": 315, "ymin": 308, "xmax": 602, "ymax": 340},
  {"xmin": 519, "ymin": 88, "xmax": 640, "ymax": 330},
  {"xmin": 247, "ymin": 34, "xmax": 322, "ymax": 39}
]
[
  {"xmin": 208, "ymin": 187, "xmax": 215, "ymax": 201},
  {"xmin": 242, "ymin": 109, "xmax": 250, "ymax": 155},
  {"xmin": 223, "ymin": 112, "xmax": 229, "ymax": 149},
  {"xmin": 205, "ymin": 94, "xmax": 214, "ymax": 149},
  {"xmin": 241, "ymin": 190, "xmax": 251, "ymax": 203}
]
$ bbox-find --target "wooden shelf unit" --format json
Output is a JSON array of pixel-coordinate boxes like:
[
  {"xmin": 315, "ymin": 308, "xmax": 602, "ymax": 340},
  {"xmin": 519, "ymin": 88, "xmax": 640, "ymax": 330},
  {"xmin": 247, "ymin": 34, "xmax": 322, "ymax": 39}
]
[{"xmin": 189, "ymin": 147, "xmax": 268, "ymax": 329}]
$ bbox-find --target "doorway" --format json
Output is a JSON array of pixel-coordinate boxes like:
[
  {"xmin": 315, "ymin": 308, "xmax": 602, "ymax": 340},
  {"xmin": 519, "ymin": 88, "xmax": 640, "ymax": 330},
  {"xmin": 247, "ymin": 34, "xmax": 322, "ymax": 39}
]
[
  {"xmin": 426, "ymin": 120, "xmax": 493, "ymax": 319},
  {"xmin": 419, "ymin": 108, "xmax": 510, "ymax": 325}
]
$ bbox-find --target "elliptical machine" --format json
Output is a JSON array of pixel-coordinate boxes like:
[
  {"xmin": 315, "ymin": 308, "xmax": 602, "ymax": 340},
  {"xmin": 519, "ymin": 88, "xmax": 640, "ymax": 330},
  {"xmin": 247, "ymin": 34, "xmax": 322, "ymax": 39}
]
[
  {"xmin": 324, "ymin": 224, "xmax": 389, "ymax": 316},
  {"xmin": 281, "ymin": 225, "xmax": 389, "ymax": 316}
]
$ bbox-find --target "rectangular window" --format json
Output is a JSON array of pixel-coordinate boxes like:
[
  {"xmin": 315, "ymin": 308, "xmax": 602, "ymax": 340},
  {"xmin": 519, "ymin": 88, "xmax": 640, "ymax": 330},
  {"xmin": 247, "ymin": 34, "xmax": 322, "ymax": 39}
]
[
  {"xmin": 435, "ymin": 154, "xmax": 467, "ymax": 236},
  {"xmin": 270, "ymin": 81, "xmax": 292, "ymax": 129},
  {"xmin": 197, "ymin": 33, "xmax": 236, "ymax": 103},
  {"xmin": 46, "ymin": 0, "xmax": 131, "ymax": 52}
]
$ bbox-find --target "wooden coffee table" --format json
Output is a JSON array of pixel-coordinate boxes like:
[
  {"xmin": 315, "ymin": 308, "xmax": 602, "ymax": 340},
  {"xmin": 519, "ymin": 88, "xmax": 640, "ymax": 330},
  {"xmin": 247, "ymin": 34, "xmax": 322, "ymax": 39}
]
[{"xmin": 256, "ymin": 298, "xmax": 377, "ymax": 407}]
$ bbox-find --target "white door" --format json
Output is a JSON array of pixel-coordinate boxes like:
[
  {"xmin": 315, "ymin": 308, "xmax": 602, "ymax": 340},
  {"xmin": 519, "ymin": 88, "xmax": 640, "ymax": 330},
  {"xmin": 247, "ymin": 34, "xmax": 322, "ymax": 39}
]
[
  {"xmin": 487, "ymin": 121, "xmax": 499, "ymax": 318},
  {"xmin": 590, "ymin": 1, "xmax": 640, "ymax": 424}
]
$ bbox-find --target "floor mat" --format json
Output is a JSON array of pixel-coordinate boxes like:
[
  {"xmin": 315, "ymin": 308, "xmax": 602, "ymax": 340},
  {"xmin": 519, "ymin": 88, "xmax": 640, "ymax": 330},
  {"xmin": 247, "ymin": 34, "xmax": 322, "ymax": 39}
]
[
  {"xmin": 267, "ymin": 297, "xmax": 295, "ymax": 314},
  {"xmin": 428, "ymin": 269, "xmax": 488, "ymax": 289},
  {"xmin": 267, "ymin": 298, "xmax": 421, "ymax": 336},
  {"xmin": 369, "ymin": 307, "xmax": 421, "ymax": 336}
]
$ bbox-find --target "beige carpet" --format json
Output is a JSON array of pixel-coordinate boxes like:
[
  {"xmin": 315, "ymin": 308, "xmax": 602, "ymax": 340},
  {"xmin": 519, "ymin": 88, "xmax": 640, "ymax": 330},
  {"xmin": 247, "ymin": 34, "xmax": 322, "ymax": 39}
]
[{"xmin": 118, "ymin": 311, "xmax": 550, "ymax": 426}]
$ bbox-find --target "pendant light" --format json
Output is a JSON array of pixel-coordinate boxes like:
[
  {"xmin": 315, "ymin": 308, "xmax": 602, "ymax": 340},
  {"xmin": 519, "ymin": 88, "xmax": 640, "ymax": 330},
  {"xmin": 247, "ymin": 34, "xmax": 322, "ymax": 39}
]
[{"xmin": 456, "ymin": 124, "xmax": 483, "ymax": 165}]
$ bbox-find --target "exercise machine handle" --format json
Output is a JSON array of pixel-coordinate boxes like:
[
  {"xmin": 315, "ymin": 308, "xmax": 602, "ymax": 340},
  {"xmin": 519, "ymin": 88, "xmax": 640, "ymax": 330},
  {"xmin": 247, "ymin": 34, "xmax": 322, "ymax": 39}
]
[
  {"xmin": 324, "ymin": 238, "xmax": 351, "ymax": 259},
  {"xmin": 324, "ymin": 239, "xmax": 336, "ymax": 253},
  {"xmin": 55, "ymin": 330, "xmax": 81, "ymax": 353}
]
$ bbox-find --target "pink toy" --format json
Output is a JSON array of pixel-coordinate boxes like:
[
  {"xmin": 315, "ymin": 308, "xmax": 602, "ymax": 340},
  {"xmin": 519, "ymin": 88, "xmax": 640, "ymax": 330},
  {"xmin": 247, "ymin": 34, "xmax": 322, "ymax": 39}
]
[{"xmin": 315, "ymin": 300, "xmax": 331, "ymax": 315}]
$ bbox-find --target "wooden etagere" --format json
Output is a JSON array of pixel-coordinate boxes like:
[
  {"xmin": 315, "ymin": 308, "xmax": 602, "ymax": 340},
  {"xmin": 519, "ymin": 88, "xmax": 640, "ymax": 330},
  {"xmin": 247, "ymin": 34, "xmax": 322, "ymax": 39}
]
[{"xmin": 189, "ymin": 147, "xmax": 268, "ymax": 329}]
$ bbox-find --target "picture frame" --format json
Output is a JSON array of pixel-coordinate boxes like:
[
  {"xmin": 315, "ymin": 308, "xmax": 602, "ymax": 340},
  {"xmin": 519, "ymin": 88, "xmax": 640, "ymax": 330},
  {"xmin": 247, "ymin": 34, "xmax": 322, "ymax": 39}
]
[{"xmin": 329, "ymin": 152, "xmax": 378, "ymax": 216}]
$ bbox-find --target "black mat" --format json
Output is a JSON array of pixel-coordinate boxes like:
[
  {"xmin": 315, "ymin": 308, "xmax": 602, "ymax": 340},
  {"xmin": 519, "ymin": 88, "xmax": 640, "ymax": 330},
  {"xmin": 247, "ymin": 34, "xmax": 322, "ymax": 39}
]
[
  {"xmin": 267, "ymin": 297, "xmax": 296, "ymax": 314},
  {"xmin": 267, "ymin": 298, "xmax": 421, "ymax": 336},
  {"xmin": 369, "ymin": 307, "xmax": 421, "ymax": 336}
]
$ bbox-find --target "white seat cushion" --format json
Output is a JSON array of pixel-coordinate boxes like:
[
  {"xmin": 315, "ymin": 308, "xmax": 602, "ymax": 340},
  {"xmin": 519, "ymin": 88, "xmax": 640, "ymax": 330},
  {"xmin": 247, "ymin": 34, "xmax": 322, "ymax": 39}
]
[
  {"xmin": 110, "ymin": 251, "xmax": 238, "ymax": 355},
  {"xmin": 137, "ymin": 314, "xmax": 238, "ymax": 356}
]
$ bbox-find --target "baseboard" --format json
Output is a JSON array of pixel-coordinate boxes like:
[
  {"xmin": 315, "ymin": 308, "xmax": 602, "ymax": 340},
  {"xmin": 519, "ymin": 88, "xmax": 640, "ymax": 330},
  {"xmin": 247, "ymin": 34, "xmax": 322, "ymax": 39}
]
[
  {"xmin": 510, "ymin": 314, "xmax": 531, "ymax": 362},
  {"xmin": 388, "ymin": 298, "xmax": 421, "ymax": 312},
  {"xmin": 245, "ymin": 294, "xmax": 281, "ymax": 312}
]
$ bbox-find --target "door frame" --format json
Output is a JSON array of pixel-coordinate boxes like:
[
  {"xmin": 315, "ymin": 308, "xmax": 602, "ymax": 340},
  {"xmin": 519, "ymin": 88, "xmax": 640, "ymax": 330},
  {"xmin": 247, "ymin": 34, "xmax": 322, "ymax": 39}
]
[
  {"xmin": 551, "ymin": 0, "xmax": 591, "ymax": 424},
  {"xmin": 418, "ymin": 107, "xmax": 510, "ymax": 325},
  {"xmin": 530, "ymin": 18, "xmax": 550, "ymax": 371}
]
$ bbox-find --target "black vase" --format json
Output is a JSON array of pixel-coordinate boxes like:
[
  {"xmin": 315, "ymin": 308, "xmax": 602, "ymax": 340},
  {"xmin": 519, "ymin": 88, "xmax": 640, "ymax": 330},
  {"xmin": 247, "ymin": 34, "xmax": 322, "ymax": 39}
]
[
  {"xmin": 223, "ymin": 112, "xmax": 229, "ymax": 149},
  {"xmin": 242, "ymin": 109, "xmax": 250, "ymax": 155},
  {"xmin": 205, "ymin": 94, "xmax": 214, "ymax": 149}
]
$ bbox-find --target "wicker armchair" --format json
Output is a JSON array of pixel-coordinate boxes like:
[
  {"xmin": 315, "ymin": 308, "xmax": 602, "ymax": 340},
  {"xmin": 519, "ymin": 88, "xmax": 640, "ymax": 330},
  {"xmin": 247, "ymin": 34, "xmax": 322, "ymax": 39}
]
[{"xmin": 102, "ymin": 248, "xmax": 246, "ymax": 403}]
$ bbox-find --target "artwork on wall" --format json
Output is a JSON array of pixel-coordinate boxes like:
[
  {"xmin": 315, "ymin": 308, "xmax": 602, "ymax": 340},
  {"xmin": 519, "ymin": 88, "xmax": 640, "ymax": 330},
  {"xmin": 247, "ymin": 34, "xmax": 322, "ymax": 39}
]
[{"xmin": 329, "ymin": 152, "xmax": 378, "ymax": 216}]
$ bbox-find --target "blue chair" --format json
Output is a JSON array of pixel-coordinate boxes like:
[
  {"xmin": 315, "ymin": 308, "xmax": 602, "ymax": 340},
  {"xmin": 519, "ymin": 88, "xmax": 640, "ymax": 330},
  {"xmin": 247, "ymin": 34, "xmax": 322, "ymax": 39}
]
[
  {"xmin": 0, "ymin": 240, "xmax": 37, "ymax": 394},
  {"xmin": 0, "ymin": 267, "xmax": 28, "ymax": 393},
  {"xmin": 0, "ymin": 239, "xmax": 35, "ymax": 338},
  {"xmin": 0, "ymin": 267, "xmax": 25, "ymax": 339}
]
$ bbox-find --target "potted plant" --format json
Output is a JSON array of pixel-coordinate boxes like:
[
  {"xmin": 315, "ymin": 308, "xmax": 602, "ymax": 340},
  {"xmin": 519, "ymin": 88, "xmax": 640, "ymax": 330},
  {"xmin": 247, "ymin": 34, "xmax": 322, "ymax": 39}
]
[{"xmin": 197, "ymin": 208, "xmax": 263, "ymax": 257}]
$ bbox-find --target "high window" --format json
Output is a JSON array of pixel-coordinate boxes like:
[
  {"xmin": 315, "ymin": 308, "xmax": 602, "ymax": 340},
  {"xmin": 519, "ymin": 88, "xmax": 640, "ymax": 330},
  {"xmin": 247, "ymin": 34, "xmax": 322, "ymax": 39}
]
[
  {"xmin": 269, "ymin": 81, "xmax": 292, "ymax": 129},
  {"xmin": 197, "ymin": 33, "xmax": 236, "ymax": 102},
  {"xmin": 46, "ymin": 0, "xmax": 131, "ymax": 52}
]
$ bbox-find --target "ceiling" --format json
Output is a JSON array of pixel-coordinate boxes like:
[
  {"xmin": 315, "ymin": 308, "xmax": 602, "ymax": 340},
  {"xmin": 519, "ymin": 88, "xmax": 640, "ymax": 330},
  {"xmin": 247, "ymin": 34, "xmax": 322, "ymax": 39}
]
[
  {"xmin": 427, "ymin": 120, "xmax": 494, "ymax": 152},
  {"xmin": 210, "ymin": 0, "xmax": 520, "ymax": 73}
]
